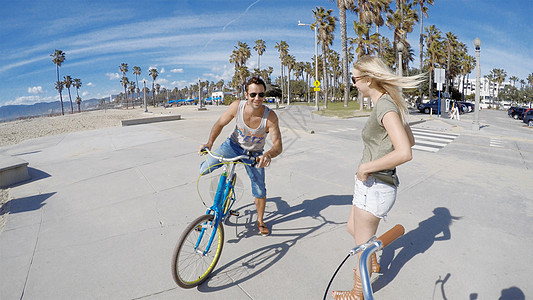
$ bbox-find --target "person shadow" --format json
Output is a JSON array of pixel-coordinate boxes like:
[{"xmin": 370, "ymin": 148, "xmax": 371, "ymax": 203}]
[
  {"xmin": 199, "ymin": 194, "xmax": 351, "ymax": 292},
  {"xmin": 373, "ymin": 207, "xmax": 461, "ymax": 292}
]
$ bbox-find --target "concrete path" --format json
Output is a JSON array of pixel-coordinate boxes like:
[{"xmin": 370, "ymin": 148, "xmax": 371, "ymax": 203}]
[{"xmin": 1, "ymin": 105, "xmax": 531, "ymax": 299}]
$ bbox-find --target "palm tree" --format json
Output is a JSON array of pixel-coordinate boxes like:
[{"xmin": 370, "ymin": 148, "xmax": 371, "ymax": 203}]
[
  {"xmin": 63, "ymin": 75, "xmax": 74, "ymax": 113},
  {"xmin": 528, "ymin": 73, "xmax": 533, "ymax": 86},
  {"xmin": 72, "ymin": 78, "xmax": 82, "ymax": 112},
  {"xmin": 285, "ymin": 55, "xmax": 296, "ymax": 104},
  {"xmin": 491, "ymin": 68, "xmax": 507, "ymax": 102},
  {"xmin": 51, "ymin": 49, "xmax": 66, "ymax": 115},
  {"xmin": 444, "ymin": 32, "xmax": 459, "ymax": 94},
  {"xmin": 509, "ymin": 76, "xmax": 519, "ymax": 88},
  {"xmin": 458, "ymin": 52, "xmax": 475, "ymax": 101},
  {"xmin": 274, "ymin": 41, "xmax": 289, "ymax": 103},
  {"xmin": 155, "ymin": 83, "xmax": 161, "ymax": 104},
  {"xmin": 313, "ymin": 6, "xmax": 337, "ymax": 109},
  {"xmin": 369, "ymin": 0, "xmax": 392, "ymax": 56},
  {"xmin": 229, "ymin": 42, "xmax": 251, "ymax": 98},
  {"xmin": 133, "ymin": 66, "xmax": 141, "ymax": 102},
  {"xmin": 119, "ymin": 63, "xmax": 129, "ymax": 106},
  {"xmin": 414, "ymin": 0, "xmax": 434, "ymax": 92},
  {"xmin": 55, "ymin": 80, "xmax": 64, "ymax": 114},
  {"xmin": 149, "ymin": 68, "xmax": 159, "ymax": 106},
  {"xmin": 386, "ymin": 2, "xmax": 419, "ymax": 71},
  {"xmin": 253, "ymin": 39, "xmax": 266, "ymax": 71},
  {"xmin": 424, "ymin": 25, "xmax": 444, "ymax": 99},
  {"xmin": 332, "ymin": 0, "xmax": 355, "ymax": 107},
  {"xmin": 128, "ymin": 81, "xmax": 136, "ymax": 108},
  {"xmin": 120, "ymin": 77, "xmax": 129, "ymax": 108},
  {"xmin": 303, "ymin": 62, "xmax": 313, "ymax": 102}
]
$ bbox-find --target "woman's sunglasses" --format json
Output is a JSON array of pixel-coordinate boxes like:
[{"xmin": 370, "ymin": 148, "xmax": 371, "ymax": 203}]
[
  {"xmin": 351, "ymin": 76, "xmax": 364, "ymax": 84},
  {"xmin": 249, "ymin": 92, "xmax": 265, "ymax": 98}
]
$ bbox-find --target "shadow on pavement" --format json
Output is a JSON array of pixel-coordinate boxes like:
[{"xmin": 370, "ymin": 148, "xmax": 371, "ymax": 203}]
[
  {"xmin": 198, "ymin": 194, "xmax": 351, "ymax": 292},
  {"xmin": 373, "ymin": 207, "xmax": 461, "ymax": 292},
  {"xmin": 3, "ymin": 192, "xmax": 55, "ymax": 214}
]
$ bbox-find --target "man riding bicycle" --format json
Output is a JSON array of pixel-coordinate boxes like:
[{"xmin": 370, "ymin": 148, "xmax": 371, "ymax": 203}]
[{"xmin": 198, "ymin": 76, "xmax": 282, "ymax": 236}]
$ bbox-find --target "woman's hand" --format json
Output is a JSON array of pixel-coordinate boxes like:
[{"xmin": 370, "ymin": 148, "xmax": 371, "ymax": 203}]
[{"xmin": 356, "ymin": 164, "xmax": 370, "ymax": 181}]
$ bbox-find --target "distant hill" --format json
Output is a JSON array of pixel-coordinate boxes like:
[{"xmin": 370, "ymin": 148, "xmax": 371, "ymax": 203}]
[{"xmin": 0, "ymin": 98, "xmax": 107, "ymax": 122}]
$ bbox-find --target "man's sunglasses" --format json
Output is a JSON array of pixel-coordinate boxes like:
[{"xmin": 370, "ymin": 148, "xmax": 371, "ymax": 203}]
[
  {"xmin": 249, "ymin": 92, "xmax": 265, "ymax": 98},
  {"xmin": 351, "ymin": 76, "xmax": 364, "ymax": 84}
]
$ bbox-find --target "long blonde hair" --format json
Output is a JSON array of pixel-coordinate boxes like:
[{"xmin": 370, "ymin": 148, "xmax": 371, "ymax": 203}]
[{"xmin": 354, "ymin": 56, "xmax": 426, "ymax": 124}]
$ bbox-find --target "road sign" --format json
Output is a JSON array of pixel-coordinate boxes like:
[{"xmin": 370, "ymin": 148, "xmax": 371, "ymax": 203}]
[
  {"xmin": 313, "ymin": 80, "xmax": 321, "ymax": 87},
  {"xmin": 314, "ymin": 87, "xmax": 320, "ymax": 91},
  {"xmin": 434, "ymin": 68, "xmax": 445, "ymax": 84}
]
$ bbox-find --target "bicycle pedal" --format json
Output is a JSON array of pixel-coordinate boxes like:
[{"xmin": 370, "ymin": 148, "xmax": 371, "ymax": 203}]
[{"xmin": 229, "ymin": 210, "xmax": 239, "ymax": 217}]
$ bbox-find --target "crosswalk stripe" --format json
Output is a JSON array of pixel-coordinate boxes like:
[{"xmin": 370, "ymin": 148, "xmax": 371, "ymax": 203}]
[
  {"xmin": 411, "ymin": 127, "xmax": 460, "ymax": 136},
  {"xmin": 490, "ymin": 138, "xmax": 504, "ymax": 148},
  {"xmin": 412, "ymin": 145, "xmax": 439, "ymax": 152},
  {"xmin": 411, "ymin": 131, "xmax": 457, "ymax": 140},
  {"xmin": 411, "ymin": 127, "xmax": 459, "ymax": 153}
]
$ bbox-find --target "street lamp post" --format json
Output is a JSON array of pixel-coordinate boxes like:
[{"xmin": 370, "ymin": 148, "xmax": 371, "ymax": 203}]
[
  {"xmin": 298, "ymin": 20, "xmax": 319, "ymax": 111},
  {"xmin": 473, "ymin": 37, "xmax": 481, "ymax": 131},
  {"xmin": 397, "ymin": 42, "xmax": 404, "ymax": 77},
  {"xmin": 198, "ymin": 78, "xmax": 203, "ymax": 109},
  {"xmin": 143, "ymin": 79, "xmax": 148, "ymax": 112}
]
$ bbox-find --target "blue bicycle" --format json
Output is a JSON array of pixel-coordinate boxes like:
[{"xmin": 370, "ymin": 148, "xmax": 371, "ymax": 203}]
[{"xmin": 171, "ymin": 148, "xmax": 255, "ymax": 288}]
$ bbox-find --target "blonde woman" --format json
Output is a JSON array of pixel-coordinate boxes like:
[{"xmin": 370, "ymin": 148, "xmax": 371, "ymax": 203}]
[{"xmin": 333, "ymin": 56, "xmax": 425, "ymax": 299}]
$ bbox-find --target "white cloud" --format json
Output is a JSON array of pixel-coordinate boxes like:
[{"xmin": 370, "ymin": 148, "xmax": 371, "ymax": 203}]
[
  {"xmin": 6, "ymin": 95, "xmax": 54, "ymax": 106},
  {"xmin": 171, "ymin": 68, "xmax": 184, "ymax": 73},
  {"xmin": 106, "ymin": 73, "xmax": 121, "ymax": 80},
  {"xmin": 28, "ymin": 86, "xmax": 43, "ymax": 94},
  {"xmin": 87, "ymin": 82, "xmax": 94, "ymax": 86},
  {"xmin": 160, "ymin": 67, "xmax": 165, "ymax": 73},
  {"xmin": 156, "ymin": 78, "xmax": 168, "ymax": 84},
  {"xmin": 82, "ymin": 91, "xmax": 89, "ymax": 97}
]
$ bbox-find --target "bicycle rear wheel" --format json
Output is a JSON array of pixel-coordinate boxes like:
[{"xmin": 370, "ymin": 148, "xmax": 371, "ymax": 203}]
[{"xmin": 171, "ymin": 214, "xmax": 225, "ymax": 288}]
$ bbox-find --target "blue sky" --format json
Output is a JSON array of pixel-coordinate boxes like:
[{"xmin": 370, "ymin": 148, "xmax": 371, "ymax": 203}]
[{"xmin": 1, "ymin": 0, "xmax": 531, "ymax": 107}]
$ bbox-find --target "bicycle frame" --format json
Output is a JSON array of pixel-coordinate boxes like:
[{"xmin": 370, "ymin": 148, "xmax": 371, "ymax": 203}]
[
  {"xmin": 197, "ymin": 162, "xmax": 237, "ymax": 255},
  {"xmin": 195, "ymin": 149, "xmax": 253, "ymax": 256}
]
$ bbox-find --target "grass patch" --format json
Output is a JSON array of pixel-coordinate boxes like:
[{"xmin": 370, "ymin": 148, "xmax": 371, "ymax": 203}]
[{"xmin": 294, "ymin": 101, "xmax": 372, "ymax": 118}]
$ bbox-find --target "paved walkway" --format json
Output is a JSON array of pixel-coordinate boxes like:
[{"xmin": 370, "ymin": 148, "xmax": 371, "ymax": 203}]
[{"xmin": 1, "ymin": 105, "xmax": 531, "ymax": 299}]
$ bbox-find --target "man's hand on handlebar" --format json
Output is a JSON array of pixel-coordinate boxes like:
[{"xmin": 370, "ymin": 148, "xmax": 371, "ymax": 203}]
[{"xmin": 198, "ymin": 143, "xmax": 212, "ymax": 155}]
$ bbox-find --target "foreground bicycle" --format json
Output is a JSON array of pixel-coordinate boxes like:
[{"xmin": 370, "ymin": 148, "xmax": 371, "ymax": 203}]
[
  {"xmin": 324, "ymin": 224, "xmax": 405, "ymax": 300},
  {"xmin": 171, "ymin": 148, "xmax": 255, "ymax": 288}
]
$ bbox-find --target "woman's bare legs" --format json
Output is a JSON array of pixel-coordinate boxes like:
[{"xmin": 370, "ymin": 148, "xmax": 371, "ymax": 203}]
[{"xmin": 347, "ymin": 205, "xmax": 381, "ymax": 272}]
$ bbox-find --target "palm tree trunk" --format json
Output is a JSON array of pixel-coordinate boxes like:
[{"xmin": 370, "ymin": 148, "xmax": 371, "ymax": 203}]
[
  {"xmin": 68, "ymin": 88, "xmax": 73, "ymax": 113},
  {"xmin": 419, "ymin": 8, "xmax": 424, "ymax": 98},
  {"xmin": 340, "ymin": 7, "xmax": 349, "ymax": 108},
  {"xmin": 56, "ymin": 65, "xmax": 64, "ymax": 115},
  {"xmin": 322, "ymin": 45, "xmax": 328, "ymax": 109}
]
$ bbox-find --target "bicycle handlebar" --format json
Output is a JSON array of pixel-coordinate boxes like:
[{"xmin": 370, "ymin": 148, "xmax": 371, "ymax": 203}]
[
  {"xmin": 201, "ymin": 147, "xmax": 257, "ymax": 166},
  {"xmin": 377, "ymin": 224, "xmax": 405, "ymax": 248}
]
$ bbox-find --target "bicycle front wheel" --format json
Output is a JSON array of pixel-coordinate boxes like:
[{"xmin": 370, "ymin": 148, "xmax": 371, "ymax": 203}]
[{"xmin": 171, "ymin": 214, "xmax": 225, "ymax": 288}]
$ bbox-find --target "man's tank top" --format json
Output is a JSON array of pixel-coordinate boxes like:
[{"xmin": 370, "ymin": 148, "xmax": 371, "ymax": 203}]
[{"xmin": 229, "ymin": 100, "xmax": 270, "ymax": 152}]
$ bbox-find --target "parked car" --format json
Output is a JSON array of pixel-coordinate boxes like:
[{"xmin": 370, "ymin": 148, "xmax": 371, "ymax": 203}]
[
  {"xmin": 418, "ymin": 99, "xmax": 440, "ymax": 114},
  {"xmin": 508, "ymin": 107, "xmax": 526, "ymax": 119},
  {"xmin": 418, "ymin": 99, "xmax": 466, "ymax": 114},
  {"xmin": 459, "ymin": 101, "xmax": 475, "ymax": 112},
  {"xmin": 523, "ymin": 110, "xmax": 533, "ymax": 126},
  {"xmin": 521, "ymin": 108, "xmax": 532, "ymax": 120}
]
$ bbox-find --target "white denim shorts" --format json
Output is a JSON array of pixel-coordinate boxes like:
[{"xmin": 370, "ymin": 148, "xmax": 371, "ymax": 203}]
[{"xmin": 353, "ymin": 175, "xmax": 397, "ymax": 219}]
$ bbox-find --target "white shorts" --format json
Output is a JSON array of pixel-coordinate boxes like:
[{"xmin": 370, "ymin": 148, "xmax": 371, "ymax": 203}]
[{"xmin": 353, "ymin": 175, "xmax": 397, "ymax": 219}]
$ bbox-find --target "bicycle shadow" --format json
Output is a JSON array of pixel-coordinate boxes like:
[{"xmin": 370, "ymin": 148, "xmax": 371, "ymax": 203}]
[
  {"xmin": 197, "ymin": 194, "xmax": 351, "ymax": 292},
  {"xmin": 373, "ymin": 207, "xmax": 461, "ymax": 292}
]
